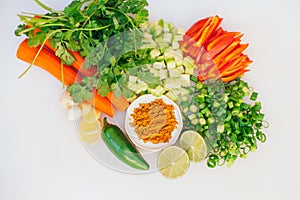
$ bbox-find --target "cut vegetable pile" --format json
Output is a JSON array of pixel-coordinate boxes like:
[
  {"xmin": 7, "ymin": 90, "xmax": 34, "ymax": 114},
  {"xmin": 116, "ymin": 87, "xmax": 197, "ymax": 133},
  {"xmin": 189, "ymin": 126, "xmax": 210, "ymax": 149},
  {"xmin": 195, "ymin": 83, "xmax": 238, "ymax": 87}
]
[{"xmin": 15, "ymin": 0, "xmax": 268, "ymax": 179}]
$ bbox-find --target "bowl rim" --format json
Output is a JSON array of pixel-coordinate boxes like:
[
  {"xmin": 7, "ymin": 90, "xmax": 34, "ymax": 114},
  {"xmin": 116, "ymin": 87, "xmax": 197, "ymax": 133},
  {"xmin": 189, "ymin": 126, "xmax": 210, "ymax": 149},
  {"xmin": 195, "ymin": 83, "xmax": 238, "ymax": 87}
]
[{"xmin": 124, "ymin": 94, "xmax": 183, "ymax": 151}]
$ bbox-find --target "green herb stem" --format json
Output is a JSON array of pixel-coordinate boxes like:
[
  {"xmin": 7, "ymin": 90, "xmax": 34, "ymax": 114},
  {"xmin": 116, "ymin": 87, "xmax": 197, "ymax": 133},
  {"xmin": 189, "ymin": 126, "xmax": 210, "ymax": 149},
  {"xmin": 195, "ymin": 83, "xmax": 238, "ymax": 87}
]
[{"xmin": 33, "ymin": 0, "xmax": 62, "ymax": 14}]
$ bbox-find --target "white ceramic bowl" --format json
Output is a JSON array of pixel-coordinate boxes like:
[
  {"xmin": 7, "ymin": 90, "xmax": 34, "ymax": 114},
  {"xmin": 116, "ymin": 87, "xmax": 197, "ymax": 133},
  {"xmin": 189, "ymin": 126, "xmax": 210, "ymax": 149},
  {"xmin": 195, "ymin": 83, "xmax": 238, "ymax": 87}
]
[{"xmin": 124, "ymin": 94, "xmax": 183, "ymax": 151}]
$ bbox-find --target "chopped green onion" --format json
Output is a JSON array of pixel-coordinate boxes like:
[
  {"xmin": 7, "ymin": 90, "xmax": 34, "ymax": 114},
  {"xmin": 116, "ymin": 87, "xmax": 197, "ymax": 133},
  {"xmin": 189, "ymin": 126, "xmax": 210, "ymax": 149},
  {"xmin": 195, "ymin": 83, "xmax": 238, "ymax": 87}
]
[
  {"xmin": 250, "ymin": 92, "xmax": 258, "ymax": 101},
  {"xmin": 190, "ymin": 75, "xmax": 198, "ymax": 83}
]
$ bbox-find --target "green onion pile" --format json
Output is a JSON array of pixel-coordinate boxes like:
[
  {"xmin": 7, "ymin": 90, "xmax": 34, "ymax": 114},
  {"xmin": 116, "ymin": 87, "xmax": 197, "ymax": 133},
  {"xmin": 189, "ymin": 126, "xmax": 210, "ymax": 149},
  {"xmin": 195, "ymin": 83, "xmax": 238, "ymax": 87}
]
[{"xmin": 180, "ymin": 77, "xmax": 268, "ymax": 168}]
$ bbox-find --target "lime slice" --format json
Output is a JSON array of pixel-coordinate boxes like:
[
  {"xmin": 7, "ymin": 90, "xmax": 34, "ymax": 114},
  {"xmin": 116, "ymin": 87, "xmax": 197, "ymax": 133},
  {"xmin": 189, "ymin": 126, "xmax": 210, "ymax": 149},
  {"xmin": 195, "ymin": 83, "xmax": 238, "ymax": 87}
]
[
  {"xmin": 77, "ymin": 120, "xmax": 101, "ymax": 144},
  {"xmin": 157, "ymin": 146, "xmax": 190, "ymax": 179},
  {"xmin": 179, "ymin": 130, "xmax": 207, "ymax": 162},
  {"xmin": 82, "ymin": 108, "xmax": 101, "ymax": 124},
  {"xmin": 78, "ymin": 120, "xmax": 101, "ymax": 135},
  {"xmin": 78, "ymin": 131, "xmax": 100, "ymax": 144}
]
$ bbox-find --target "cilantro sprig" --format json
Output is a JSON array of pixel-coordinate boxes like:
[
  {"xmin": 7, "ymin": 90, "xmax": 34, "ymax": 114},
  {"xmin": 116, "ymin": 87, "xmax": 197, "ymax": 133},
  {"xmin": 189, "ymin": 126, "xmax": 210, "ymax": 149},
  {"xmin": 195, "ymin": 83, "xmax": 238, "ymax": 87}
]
[{"xmin": 15, "ymin": 0, "xmax": 149, "ymax": 66}]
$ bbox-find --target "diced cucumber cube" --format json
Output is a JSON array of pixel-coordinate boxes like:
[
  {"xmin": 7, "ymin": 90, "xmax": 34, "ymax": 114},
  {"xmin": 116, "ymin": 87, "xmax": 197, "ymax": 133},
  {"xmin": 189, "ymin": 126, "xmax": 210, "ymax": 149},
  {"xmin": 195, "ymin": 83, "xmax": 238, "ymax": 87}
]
[
  {"xmin": 180, "ymin": 74, "xmax": 191, "ymax": 87},
  {"xmin": 158, "ymin": 42, "xmax": 170, "ymax": 49},
  {"xmin": 169, "ymin": 68, "xmax": 182, "ymax": 77},
  {"xmin": 177, "ymin": 66, "xmax": 185, "ymax": 73},
  {"xmin": 165, "ymin": 78, "xmax": 181, "ymax": 89},
  {"xmin": 166, "ymin": 60, "xmax": 176, "ymax": 69},
  {"xmin": 183, "ymin": 56, "xmax": 195, "ymax": 67},
  {"xmin": 148, "ymin": 85, "xmax": 165, "ymax": 97},
  {"xmin": 153, "ymin": 62, "xmax": 166, "ymax": 69},
  {"xmin": 174, "ymin": 57, "xmax": 184, "ymax": 66},
  {"xmin": 135, "ymin": 84, "xmax": 148, "ymax": 94},
  {"xmin": 150, "ymin": 49, "xmax": 161, "ymax": 58},
  {"xmin": 179, "ymin": 88, "xmax": 190, "ymax": 96},
  {"xmin": 185, "ymin": 66, "xmax": 195, "ymax": 75},
  {"xmin": 159, "ymin": 69, "xmax": 168, "ymax": 80},
  {"xmin": 128, "ymin": 95, "xmax": 137, "ymax": 103},
  {"xmin": 173, "ymin": 34, "xmax": 184, "ymax": 42},
  {"xmin": 127, "ymin": 82, "xmax": 137, "ymax": 91},
  {"xmin": 164, "ymin": 49, "xmax": 177, "ymax": 59},
  {"xmin": 176, "ymin": 28, "xmax": 186, "ymax": 35},
  {"xmin": 150, "ymin": 68, "xmax": 159, "ymax": 77},
  {"xmin": 165, "ymin": 90, "xmax": 178, "ymax": 102},
  {"xmin": 164, "ymin": 33, "xmax": 173, "ymax": 43},
  {"xmin": 141, "ymin": 43, "xmax": 157, "ymax": 49},
  {"xmin": 172, "ymin": 41, "xmax": 180, "ymax": 49},
  {"xmin": 173, "ymin": 89, "xmax": 180, "ymax": 95}
]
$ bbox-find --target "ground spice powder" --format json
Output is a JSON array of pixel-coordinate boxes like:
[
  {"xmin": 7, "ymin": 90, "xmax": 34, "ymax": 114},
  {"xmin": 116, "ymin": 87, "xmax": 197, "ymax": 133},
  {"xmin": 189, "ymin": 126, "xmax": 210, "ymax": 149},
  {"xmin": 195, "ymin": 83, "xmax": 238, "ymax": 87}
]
[{"xmin": 130, "ymin": 98, "xmax": 178, "ymax": 144}]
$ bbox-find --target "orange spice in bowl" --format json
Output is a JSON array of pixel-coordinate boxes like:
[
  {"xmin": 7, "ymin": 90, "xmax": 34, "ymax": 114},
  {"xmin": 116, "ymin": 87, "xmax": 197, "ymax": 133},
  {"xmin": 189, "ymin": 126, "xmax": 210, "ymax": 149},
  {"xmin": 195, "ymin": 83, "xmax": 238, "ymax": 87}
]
[{"xmin": 130, "ymin": 98, "xmax": 178, "ymax": 144}]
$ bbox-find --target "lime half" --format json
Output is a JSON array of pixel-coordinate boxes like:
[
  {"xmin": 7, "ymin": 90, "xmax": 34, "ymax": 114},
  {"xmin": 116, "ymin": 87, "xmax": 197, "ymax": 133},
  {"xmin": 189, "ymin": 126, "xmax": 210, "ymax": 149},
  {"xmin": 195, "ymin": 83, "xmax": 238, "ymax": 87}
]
[
  {"xmin": 157, "ymin": 146, "xmax": 190, "ymax": 179},
  {"xmin": 179, "ymin": 130, "xmax": 207, "ymax": 162}
]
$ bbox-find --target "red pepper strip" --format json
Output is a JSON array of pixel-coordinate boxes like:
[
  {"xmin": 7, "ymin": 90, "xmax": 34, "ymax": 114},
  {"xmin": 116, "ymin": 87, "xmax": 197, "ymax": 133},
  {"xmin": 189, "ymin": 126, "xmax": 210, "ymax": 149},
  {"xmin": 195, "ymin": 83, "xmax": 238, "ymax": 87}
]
[
  {"xmin": 186, "ymin": 45, "xmax": 201, "ymax": 59},
  {"xmin": 186, "ymin": 17, "xmax": 210, "ymax": 37},
  {"xmin": 205, "ymin": 27, "xmax": 224, "ymax": 45},
  {"xmin": 199, "ymin": 16, "xmax": 223, "ymax": 46},
  {"xmin": 206, "ymin": 65, "xmax": 222, "ymax": 79},
  {"xmin": 198, "ymin": 61, "xmax": 214, "ymax": 73},
  {"xmin": 180, "ymin": 36, "xmax": 198, "ymax": 52},
  {"xmin": 195, "ymin": 16, "xmax": 222, "ymax": 47},
  {"xmin": 206, "ymin": 32, "xmax": 235, "ymax": 54},
  {"xmin": 213, "ymin": 40, "xmax": 240, "ymax": 64},
  {"xmin": 221, "ymin": 64, "xmax": 247, "ymax": 77},
  {"xmin": 222, "ymin": 69, "xmax": 249, "ymax": 82},
  {"xmin": 198, "ymin": 73, "xmax": 207, "ymax": 82},
  {"xmin": 219, "ymin": 55, "xmax": 247, "ymax": 73},
  {"xmin": 207, "ymin": 32, "xmax": 237, "ymax": 51},
  {"xmin": 188, "ymin": 17, "xmax": 213, "ymax": 44},
  {"xmin": 224, "ymin": 43, "xmax": 249, "ymax": 63}
]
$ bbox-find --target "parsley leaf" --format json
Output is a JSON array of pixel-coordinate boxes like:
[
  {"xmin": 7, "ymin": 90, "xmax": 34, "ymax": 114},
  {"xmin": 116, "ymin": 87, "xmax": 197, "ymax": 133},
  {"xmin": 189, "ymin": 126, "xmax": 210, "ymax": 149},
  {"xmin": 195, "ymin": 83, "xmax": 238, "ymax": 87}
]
[{"xmin": 27, "ymin": 32, "xmax": 46, "ymax": 47}]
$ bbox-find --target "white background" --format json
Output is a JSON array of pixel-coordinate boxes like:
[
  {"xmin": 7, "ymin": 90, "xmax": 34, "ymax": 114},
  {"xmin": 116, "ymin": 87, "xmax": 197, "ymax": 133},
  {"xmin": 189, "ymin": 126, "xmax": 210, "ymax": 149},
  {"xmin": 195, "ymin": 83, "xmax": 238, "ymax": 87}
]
[{"xmin": 1, "ymin": 0, "xmax": 300, "ymax": 199}]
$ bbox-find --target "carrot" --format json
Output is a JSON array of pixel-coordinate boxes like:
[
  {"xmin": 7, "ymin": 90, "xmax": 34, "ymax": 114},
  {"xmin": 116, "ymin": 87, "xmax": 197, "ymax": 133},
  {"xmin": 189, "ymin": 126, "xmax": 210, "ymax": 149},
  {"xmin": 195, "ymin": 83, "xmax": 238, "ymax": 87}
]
[
  {"xmin": 16, "ymin": 39, "xmax": 81, "ymax": 86},
  {"xmin": 44, "ymin": 40, "xmax": 97, "ymax": 77},
  {"xmin": 90, "ymin": 90, "xmax": 116, "ymax": 117},
  {"xmin": 17, "ymin": 39, "xmax": 116, "ymax": 117},
  {"xmin": 106, "ymin": 92, "xmax": 129, "ymax": 112}
]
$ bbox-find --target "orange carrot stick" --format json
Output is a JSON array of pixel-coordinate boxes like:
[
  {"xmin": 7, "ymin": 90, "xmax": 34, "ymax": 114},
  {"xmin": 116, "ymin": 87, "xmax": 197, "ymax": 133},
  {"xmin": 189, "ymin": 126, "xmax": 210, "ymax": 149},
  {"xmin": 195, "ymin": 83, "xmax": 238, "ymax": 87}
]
[
  {"xmin": 16, "ymin": 39, "xmax": 81, "ymax": 86},
  {"xmin": 17, "ymin": 39, "xmax": 116, "ymax": 117},
  {"xmin": 106, "ymin": 92, "xmax": 129, "ymax": 112},
  {"xmin": 44, "ymin": 40, "xmax": 97, "ymax": 77},
  {"xmin": 90, "ymin": 90, "xmax": 116, "ymax": 117}
]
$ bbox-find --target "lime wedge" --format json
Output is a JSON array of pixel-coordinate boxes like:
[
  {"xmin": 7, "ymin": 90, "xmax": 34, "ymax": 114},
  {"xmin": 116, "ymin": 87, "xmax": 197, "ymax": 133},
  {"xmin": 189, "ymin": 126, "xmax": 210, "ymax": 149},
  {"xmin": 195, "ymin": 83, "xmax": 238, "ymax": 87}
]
[
  {"xmin": 179, "ymin": 130, "xmax": 207, "ymax": 162},
  {"xmin": 157, "ymin": 146, "xmax": 190, "ymax": 179}
]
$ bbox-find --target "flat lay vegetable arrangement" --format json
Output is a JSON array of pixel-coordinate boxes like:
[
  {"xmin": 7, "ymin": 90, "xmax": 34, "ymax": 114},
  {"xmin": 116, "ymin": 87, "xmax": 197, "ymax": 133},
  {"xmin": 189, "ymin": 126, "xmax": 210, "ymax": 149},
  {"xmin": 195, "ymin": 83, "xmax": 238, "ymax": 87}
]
[{"xmin": 15, "ymin": 0, "xmax": 268, "ymax": 179}]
